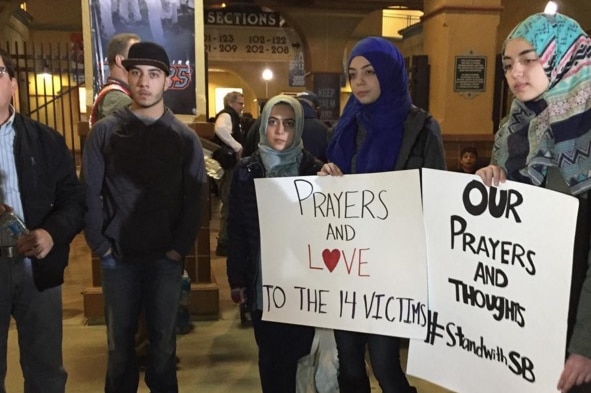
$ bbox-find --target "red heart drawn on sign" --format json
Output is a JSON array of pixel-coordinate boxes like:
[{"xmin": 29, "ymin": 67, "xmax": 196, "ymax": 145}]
[{"xmin": 322, "ymin": 249, "xmax": 340, "ymax": 272}]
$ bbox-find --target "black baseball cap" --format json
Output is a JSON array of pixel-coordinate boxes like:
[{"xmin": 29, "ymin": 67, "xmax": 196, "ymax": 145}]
[{"xmin": 122, "ymin": 41, "xmax": 171, "ymax": 75}]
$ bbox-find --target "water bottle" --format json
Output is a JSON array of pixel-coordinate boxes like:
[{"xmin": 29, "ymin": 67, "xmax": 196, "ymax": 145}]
[
  {"xmin": 176, "ymin": 270, "xmax": 193, "ymax": 334},
  {"xmin": 0, "ymin": 211, "xmax": 28, "ymax": 239}
]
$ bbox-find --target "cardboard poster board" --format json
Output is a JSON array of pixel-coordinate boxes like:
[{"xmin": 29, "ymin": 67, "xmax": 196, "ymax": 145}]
[
  {"xmin": 254, "ymin": 170, "xmax": 429, "ymax": 338},
  {"xmin": 407, "ymin": 169, "xmax": 578, "ymax": 393}
]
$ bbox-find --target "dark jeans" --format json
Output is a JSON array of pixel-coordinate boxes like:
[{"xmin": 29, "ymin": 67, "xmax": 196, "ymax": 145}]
[
  {"xmin": 0, "ymin": 257, "xmax": 66, "ymax": 393},
  {"xmin": 334, "ymin": 329, "xmax": 416, "ymax": 393},
  {"xmin": 101, "ymin": 255, "xmax": 183, "ymax": 393},
  {"xmin": 251, "ymin": 310, "xmax": 315, "ymax": 393}
]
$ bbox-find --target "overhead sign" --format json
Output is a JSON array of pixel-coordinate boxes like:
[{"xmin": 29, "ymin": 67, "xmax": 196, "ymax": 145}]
[
  {"xmin": 204, "ymin": 10, "xmax": 282, "ymax": 27},
  {"xmin": 204, "ymin": 26, "xmax": 297, "ymax": 62},
  {"xmin": 204, "ymin": 6, "xmax": 304, "ymax": 86}
]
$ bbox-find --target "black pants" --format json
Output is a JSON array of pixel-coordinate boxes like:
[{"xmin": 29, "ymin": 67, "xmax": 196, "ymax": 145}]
[
  {"xmin": 251, "ymin": 310, "xmax": 315, "ymax": 393},
  {"xmin": 334, "ymin": 329, "xmax": 416, "ymax": 393}
]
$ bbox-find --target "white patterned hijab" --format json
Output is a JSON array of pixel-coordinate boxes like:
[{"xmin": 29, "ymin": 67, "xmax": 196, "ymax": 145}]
[{"xmin": 493, "ymin": 13, "xmax": 591, "ymax": 195}]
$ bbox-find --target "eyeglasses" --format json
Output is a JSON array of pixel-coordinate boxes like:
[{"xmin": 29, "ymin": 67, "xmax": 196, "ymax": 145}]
[{"xmin": 502, "ymin": 57, "xmax": 541, "ymax": 73}]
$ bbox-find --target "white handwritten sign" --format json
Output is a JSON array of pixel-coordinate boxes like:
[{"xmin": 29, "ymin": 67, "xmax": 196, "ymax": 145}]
[
  {"xmin": 254, "ymin": 170, "xmax": 428, "ymax": 338},
  {"xmin": 407, "ymin": 169, "xmax": 578, "ymax": 393}
]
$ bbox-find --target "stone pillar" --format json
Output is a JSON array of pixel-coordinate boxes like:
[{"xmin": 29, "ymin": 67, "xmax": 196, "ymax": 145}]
[
  {"xmin": 422, "ymin": 0, "xmax": 503, "ymax": 135},
  {"xmin": 282, "ymin": 7, "xmax": 373, "ymax": 81}
]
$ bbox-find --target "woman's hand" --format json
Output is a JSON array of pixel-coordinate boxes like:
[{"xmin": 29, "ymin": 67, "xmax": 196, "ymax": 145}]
[
  {"xmin": 318, "ymin": 162, "xmax": 344, "ymax": 176},
  {"xmin": 475, "ymin": 164, "xmax": 507, "ymax": 187},
  {"xmin": 231, "ymin": 287, "xmax": 247, "ymax": 304},
  {"xmin": 557, "ymin": 353, "xmax": 591, "ymax": 392}
]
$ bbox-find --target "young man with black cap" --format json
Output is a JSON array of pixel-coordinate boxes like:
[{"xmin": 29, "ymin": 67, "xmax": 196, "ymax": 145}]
[{"xmin": 82, "ymin": 41, "xmax": 208, "ymax": 393}]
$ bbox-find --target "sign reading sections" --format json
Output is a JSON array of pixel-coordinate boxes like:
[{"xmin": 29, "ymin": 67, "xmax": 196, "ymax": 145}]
[
  {"xmin": 205, "ymin": 9, "xmax": 281, "ymax": 27},
  {"xmin": 254, "ymin": 171, "xmax": 429, "ymax": 338},
  {"xmin": 407, "ymin": 169, "xmax": 578, "ymax": 393},
  {"xmin": 204, "ymin": 6, "xmax": 304, "ymax": 86}
]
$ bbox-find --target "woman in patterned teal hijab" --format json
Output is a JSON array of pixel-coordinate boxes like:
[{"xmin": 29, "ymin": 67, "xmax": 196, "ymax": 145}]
[
  {"xmin": 488, "ymin": 12, "xmax": 591, "ymax": 195},
  {"xmin": 478, "ymin": 12, "xmax": 591, "ymax": 393}
]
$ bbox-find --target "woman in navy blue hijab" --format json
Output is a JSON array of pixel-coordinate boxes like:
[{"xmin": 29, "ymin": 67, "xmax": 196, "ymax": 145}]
[{"xmin": 319, "ymin": 37, "xmax": 446, "ymax": 393}]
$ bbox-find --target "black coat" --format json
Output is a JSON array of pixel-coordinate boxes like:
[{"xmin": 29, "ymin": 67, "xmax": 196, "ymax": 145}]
[{"xmin": 13, "ymin": 113, "xmax": 86, "ymax": 290}]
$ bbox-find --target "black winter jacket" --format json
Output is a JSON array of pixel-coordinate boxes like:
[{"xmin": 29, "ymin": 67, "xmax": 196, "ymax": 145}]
[
  {"xmin": 83, "ymin": 107, "xmax": 207, "ymax": 261},
  {"xmin": 13, "ymin": 113, "xmax": 86, "ymax": 290}
]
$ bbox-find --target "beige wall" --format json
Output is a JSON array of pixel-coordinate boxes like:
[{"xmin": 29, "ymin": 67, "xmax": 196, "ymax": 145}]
[
  {"xmin": 424, "ymin": 7, "xmax": 501, "ymax": 134},
  {"xmin": 25, "ymin": 0, "xmax": 82, "ymax": 29},
  {"xmin": 4, "ymin": 16, "xmax": 29, "ymax": 47}
]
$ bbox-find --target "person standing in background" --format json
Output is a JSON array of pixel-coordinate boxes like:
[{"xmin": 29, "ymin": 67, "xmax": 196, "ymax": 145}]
[
  {"xmin": 213, "ymin": 91, "xmax": 244, "ymax": 256},
  {"xmin": 83, "ymin": 42, "xmax": 207, "ymax": 393},
  {"xmin": 0, "ymin": 48, "xmax": 86, "ymax": 393},
  {"xmin": 476, "ymin": 11, "xmax": 591, "ymax": 393},
  {"xmin": 454, "ymin": 146, "xmax": 481, "ymax": 174},
  {"xmin": 240, "ymin": 112, "xmax": 255, "ymax": 137},
  {"xmin": 89, "ymin": 32, "xmax": 140, "ymax": 126},
  {"xmin": 318, "ymin": 36, "xmax": 446, "ymax": 393}
]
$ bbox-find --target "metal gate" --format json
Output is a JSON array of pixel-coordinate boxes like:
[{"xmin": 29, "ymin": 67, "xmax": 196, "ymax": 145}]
[{"xmin": 3, "ymin": 40, "xmax": 85, "ymax": 167}]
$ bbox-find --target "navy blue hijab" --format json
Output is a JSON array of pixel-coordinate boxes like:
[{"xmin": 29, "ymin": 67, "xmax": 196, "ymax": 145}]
[{"xmin": 327, "ymin": 37, "xmax": 411, "ymax": 173}]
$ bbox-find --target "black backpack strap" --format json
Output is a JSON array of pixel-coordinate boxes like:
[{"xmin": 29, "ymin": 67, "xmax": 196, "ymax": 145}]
[{"xmin": 403, "ymin": 107, "xmax": 432, "ymax": 168}]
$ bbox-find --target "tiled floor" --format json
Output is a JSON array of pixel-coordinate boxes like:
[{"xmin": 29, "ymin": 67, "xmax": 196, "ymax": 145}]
[{"xmin": 5, "ymin": 197, "xmax": 452, "ymax": 393}]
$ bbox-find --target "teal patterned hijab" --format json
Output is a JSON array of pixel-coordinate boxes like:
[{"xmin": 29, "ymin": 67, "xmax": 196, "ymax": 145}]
[
  {"xmin": 258, "ymin": 95, "xmax": 304, "ymax": 178},
  {"xmin": 493, "ymin": 13, "xmax": 591, "ymax": 195}
]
